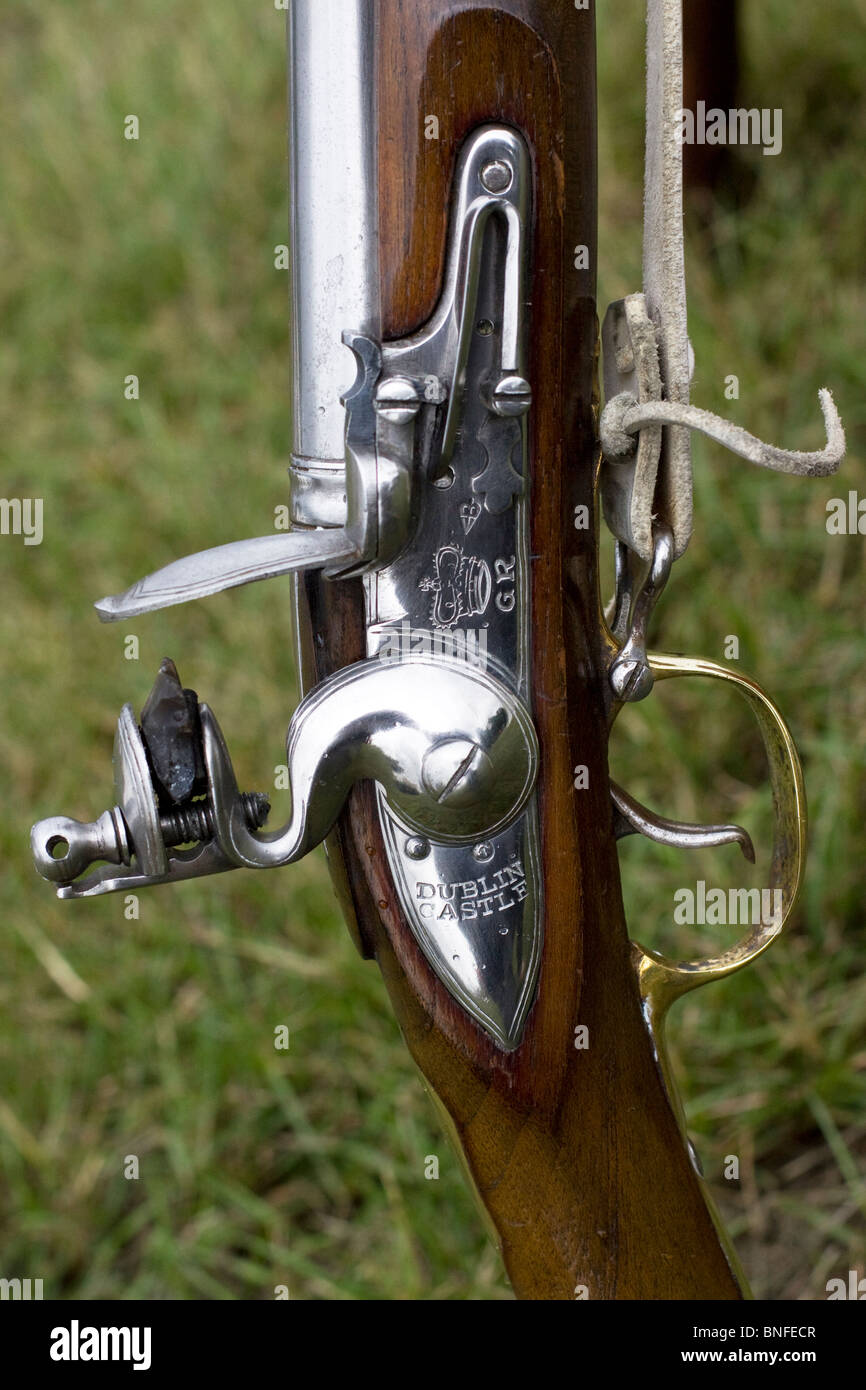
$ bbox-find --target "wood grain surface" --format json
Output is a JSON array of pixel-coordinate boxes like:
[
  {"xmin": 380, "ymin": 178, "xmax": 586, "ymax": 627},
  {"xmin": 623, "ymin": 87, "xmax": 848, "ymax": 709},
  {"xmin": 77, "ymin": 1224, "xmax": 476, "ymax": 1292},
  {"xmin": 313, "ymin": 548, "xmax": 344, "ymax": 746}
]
[
  {"xmin": 683, "ymin": 0, "xmax": 740, "ymax": 191},
  {"xmin": 296, "ymin": 0, "xmax": 742, "ymax": 1300}
]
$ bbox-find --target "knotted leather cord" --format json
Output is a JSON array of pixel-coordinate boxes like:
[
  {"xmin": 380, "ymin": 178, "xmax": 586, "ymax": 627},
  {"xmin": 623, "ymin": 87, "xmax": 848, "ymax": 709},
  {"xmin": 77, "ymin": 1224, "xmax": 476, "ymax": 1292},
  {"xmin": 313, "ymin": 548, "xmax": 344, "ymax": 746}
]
[
  {"xmin": 602, "ymin": 389, "xmax": 846, "ymax": 479},
  {"xmin": 601, "ymin": 0, "xmax": 846, "ymax": 565}
]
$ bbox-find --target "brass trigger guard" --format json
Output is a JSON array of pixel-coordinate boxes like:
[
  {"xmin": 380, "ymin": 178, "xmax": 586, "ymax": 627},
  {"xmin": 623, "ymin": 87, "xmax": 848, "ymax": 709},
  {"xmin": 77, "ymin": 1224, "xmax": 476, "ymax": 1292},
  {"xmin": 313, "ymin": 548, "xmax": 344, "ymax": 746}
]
[{"xmin": 622, "ymin": 652, "xmax": 807, "ymax": 1024}]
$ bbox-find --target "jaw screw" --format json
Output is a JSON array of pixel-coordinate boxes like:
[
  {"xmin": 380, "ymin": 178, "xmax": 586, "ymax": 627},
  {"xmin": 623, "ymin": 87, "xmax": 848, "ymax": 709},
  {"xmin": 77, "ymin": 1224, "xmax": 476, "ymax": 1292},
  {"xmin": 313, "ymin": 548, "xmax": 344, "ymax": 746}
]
[
  {"xmin": 32, "ymin": 792, "xmax": 270, "ymax": 887},
  {"xmin": 159, "ymin": 792, "xmax": 270, "ymax": 848}
]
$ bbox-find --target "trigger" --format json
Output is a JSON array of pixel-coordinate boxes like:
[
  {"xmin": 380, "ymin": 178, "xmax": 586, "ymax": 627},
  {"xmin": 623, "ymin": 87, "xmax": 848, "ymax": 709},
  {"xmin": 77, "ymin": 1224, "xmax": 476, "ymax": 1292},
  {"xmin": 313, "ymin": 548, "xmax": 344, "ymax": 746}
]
[{"xmin": 611, "ymin": 781, "xmax": 755, "ymax": 863}]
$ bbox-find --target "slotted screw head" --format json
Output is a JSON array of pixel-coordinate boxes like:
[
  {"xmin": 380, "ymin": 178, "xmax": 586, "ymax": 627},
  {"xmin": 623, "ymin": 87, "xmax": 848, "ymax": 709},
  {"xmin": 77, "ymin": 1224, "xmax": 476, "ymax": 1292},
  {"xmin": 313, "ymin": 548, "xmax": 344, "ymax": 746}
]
[
  {"xmin": 374, "ymin": 376, "xmax": 422, "ymax": 425},
  {"xmin": 489, "ymin": 375, "xmax": 532, "ymax": 418},
  {"xmin": 422, "ymin": 738, "xmax": 493, "ymax": 809}
]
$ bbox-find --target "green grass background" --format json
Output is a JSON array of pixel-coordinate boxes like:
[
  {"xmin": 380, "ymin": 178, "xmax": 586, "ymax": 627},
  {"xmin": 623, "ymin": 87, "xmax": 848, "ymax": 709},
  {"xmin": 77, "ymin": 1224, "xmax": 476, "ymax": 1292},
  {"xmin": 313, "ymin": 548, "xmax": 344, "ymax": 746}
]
[{"xmin": 0, "ymin": 0, "xmax": 863, "ymax": 1299}]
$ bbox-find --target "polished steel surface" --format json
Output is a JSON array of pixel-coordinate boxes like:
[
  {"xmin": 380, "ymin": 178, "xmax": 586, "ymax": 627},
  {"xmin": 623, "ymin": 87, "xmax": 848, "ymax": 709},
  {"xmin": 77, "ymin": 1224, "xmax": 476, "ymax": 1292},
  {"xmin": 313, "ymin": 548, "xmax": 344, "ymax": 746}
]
[
  {"xmin": 96, "ymin": 0, "xmax": 383, "ymax": 621},
  {"xmin": 288, "ymin": 0, "xmax": 379, "ymax": 474},
  {"xmin": 609, "ymin": 525, "xmax": 674, "ymax": 702},
  {"xmin": 611, "ymin": 779, "xmax": 755, "ymax": 859},
  {"xmin": 31, "ymin": 806, "xmax": 129, "ymax": 887},
  {"xmin": 379, "ymin": 797, "xmax": 542, "ymax": 1050},
  {"xmin": 205, "ymin": 654, "xmax": 538, "ymax": 869},
  {"xmin": 94, "ymin": 529, "xmax": 355, "ymax": 621},
  {"xmin": 92, "ymin": 329, "xmax": 420, "ymax": 616},
  {"xmin": 94, "ymin": 330, "xmax": 418, "ymax": 619},
  {"xmin": 381, "ymin": 125, "xmax": 531, "ymax": 478},
  {"xmin": 328, "ymin": 330, "xmax": 423, "ymax": 579},
  {"xmin": 32, "ymin": 705, "xmax": 165, "ymax": 889},
  {"xmin": 31, "ymin": 702, "xmax": 240, "ymax": 899},
  {"xmin": 34, "ymin": 121, "xmax": 543, "ymax": 1050},
  {"xmin": 32, "ymin": 655, "xmax": 538, "ymax": 903},
  {"xmin": 363, "ymin": 127, "xmax": 541, "ymax": 1050},
  {"xmin": 113, "ymin": 703, "xmax": 168, "ymax": 878}
]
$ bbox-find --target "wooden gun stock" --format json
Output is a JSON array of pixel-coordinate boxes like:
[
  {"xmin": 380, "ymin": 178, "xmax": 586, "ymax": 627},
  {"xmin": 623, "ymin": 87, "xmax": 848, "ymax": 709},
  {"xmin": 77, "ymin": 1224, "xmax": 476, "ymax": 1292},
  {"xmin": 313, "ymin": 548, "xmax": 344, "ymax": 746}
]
[{"xmin": 294, "ymin": 0, "xmax": 744, "ymax": 1301}]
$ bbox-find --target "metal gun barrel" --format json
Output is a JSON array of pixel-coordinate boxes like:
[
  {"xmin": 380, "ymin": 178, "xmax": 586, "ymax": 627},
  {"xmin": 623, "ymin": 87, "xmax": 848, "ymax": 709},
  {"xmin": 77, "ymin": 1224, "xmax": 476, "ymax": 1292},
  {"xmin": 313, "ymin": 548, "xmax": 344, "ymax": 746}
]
[{"xmin": 288, "ymin": 0, "xmax": 380, "ymax": 525}]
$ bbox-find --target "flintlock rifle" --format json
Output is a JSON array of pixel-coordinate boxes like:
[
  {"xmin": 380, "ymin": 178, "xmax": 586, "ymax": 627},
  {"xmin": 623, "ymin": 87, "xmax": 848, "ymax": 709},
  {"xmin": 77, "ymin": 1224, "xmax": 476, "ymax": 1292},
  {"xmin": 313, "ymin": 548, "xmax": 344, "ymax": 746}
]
[{"xmin": 31, "ymin": 0, "xmax": 844, "ymax": 1299}]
